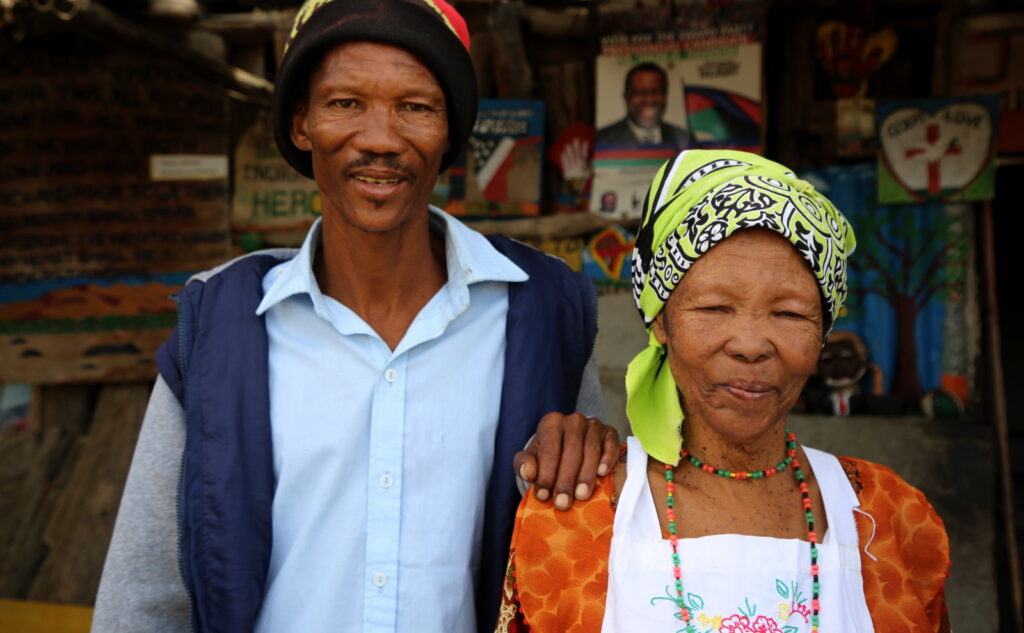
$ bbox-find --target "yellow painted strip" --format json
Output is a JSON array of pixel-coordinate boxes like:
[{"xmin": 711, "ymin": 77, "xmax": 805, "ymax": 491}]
[
  {"xmin": 0, "ymin": 599, "xmax": 93, "ymax": 633},
  {"xmin": 419, "ymin": 0, "xmax": 461, "ymax": 41}
]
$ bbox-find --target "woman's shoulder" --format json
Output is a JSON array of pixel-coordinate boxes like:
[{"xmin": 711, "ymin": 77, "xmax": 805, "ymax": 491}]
[
  {"xmin": 505, "ymin": 446, "xmax": 623, "ymax": 633},
  {"xmin": 836, "ymin": 455, "xmax": 950, "ymax": 625},
  {"xmin": 834, "ymin": 455, "xmax": 946, "ymax": 536},
  {"xmin": 512, "ymin": 444, "xmax": 623, "ymax": 547},
  {"xmin": 834, "ymin": 455, "xmax": 938, "ymax": 513}
]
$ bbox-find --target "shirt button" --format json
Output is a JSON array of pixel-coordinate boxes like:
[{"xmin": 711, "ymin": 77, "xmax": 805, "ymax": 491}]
[
  {"xmin": 372, "ymin": 573, "xmax": 388, "ymax": 587},
  {"xmin": 384, "ymin": 369, "xmax": 398, "ymax": 383},
  {"xmin": 379, "ymin": 474, "xmax": 394, "ymax": 488}
]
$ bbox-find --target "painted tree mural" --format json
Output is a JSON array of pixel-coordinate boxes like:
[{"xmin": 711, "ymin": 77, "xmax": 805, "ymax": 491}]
[
  {"xmin": 803, "ymin": 164, "xmax": 973, "ymax": 406},
  {"xmin": 842, "ymin": 201, "xmax": 969, "ymax": 402}
]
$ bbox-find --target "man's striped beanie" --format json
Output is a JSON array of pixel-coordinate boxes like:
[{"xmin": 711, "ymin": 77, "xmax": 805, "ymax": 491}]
[{"xmin": 273, "ymin": 0, "xmax": 477, "ymax": 176}]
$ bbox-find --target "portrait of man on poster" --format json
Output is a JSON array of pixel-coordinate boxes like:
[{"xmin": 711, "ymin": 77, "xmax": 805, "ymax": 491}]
[{"xmin": 596, "ymin": 62, "xmax": 690, "ymax": 149}]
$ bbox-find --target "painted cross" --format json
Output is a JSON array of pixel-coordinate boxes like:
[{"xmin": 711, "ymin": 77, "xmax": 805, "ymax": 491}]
[{"xmin": 902, "ymin": 123, "xmax": 963, "ymax": 195}]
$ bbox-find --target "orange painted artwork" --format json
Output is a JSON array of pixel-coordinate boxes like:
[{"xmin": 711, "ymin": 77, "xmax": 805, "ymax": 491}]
[{"xmin": 0, "ymin": 276, "xmax": 186, "ymax": 384}]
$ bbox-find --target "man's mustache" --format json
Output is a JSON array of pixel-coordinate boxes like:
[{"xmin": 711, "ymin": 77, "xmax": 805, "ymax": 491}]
[{"xmin": 343, "ymin": 154, "xmax": 415, "ymax": 180}]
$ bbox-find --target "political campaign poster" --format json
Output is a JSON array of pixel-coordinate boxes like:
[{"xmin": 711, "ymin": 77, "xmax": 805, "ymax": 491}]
[
  {"xmin": 591, "ymin": 25, "xmax": 763, "ymax": 219},
  {"xmin": 877, "ymin": 97, "xmax": 998, "ymax": 203}
]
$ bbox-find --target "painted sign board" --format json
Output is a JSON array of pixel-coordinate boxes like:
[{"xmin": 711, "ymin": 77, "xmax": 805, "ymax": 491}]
[
  {"xmin": 439, "ymin": 99, "xmax": 545, "ymax": 216},
  {"xmin": 0, "ymin": 45, "xmax": 231, "ymax": 383},
  {"xmin": 232, "ymin": 115, "xmax": 321, "ymax": 234},
  {"xmin": 877, "ymin": 97, "xmax": 997, "ymax": 203},
  {"xmin": 948, "ymin": 12, "xmax": 1024, "ymax": 153}
]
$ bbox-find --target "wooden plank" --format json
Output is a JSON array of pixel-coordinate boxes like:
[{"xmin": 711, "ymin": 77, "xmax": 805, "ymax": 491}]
[
  {"xmin": 26, "ymin": 383, "xmax": 149, "ymax": 604},
  {"xmin": 0, "ymin": 385, "xmax": 95, "ymax": 599},
  {"xmin": 45, "ymin": 2, "xmax": 273, "ymax": 105},
  {"xmin": 462, "ymin": 212, "xmax": 623, "ymax": 240},
  {"xmin": 981, "ymin": 202, "xmax": 1024, "ymax": 633}
]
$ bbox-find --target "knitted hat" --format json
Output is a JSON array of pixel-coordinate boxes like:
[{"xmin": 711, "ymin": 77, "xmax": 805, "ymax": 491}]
[{"xmin": 273, "ymin": 0, "xmax": 477, "ymax": 177}]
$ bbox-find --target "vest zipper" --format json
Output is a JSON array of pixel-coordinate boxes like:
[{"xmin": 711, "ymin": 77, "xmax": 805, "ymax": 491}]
[{"xmin": 171, "ymin": 295, "xmax": 197, "ymax": 633}]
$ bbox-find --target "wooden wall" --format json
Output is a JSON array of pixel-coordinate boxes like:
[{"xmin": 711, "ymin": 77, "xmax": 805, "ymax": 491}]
[{"xmin": 0, "ymin": 383, "xmax": 149, "ymax": 604}]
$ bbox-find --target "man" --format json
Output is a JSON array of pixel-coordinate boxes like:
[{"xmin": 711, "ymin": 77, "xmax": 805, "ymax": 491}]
[
  {"xmin": 92, "ymin": 2, "xmax": 616, "ymax": 632},
  {"xmin": 598, "ymin": 190, "xmax": 618, "ymax": 214},
  {"xmin": 596, "ymin": 62, "xmax": 690, "ymax": 148}
]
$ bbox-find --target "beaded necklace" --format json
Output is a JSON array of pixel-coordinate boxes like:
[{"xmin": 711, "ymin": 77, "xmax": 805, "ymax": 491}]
[{"xmin": 664, "ymin": 428, "xmax": 821, "ymax": 632}]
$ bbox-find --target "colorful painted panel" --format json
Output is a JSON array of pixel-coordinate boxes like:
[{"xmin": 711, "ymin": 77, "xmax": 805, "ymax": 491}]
[
  {"xmin": 816, "ymin": 22, "xmax": 897, "ymax": 99},
  {"xmin": 439, "ymin": 100, "xmax": 544, "ymax": 216},
  {"xmin": 581, "ymin": 226, "xmax": 635, "ymax": 289},
  {"xmin": 802, "ymin": 164, "xmax": 976, "ymax": 415},
  {"xmin": 949, "ymin": 12, "xmax": 1024, "ymax": 153},
  {"xmin": 876, "ymin": 97, "xmax": 997, "ymax": 203},
  {"xmin": 0, "ymin": 44, "xmax": 230, "ymax": 383},
  {"xmin": 0, "ymin": 275, "xmax": 188, "ymax": 383},
  {"xmin": 232, "ymin": 115, "xmax": 321, "ymax": 234}
]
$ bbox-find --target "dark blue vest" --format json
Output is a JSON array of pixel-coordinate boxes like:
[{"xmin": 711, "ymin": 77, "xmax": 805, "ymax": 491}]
[{"xmin": 156, "ymin": 235, "xmax": 597, "ymax": 633}]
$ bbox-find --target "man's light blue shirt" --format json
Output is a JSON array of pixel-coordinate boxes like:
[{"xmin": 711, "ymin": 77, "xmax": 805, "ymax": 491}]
[{"xmin": 253, "ymin": 209, "xmax": 528, "ymax": 633}]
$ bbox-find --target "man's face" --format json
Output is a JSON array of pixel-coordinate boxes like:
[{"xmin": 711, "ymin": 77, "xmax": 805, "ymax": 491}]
[
  {"xmin": 290, "ymin": 42, "xmax": 449, "ymax": 234},
  {"xmin": 600, "ymin": 191, "xmax": 617, "ymax": 211},
  {"xmin": 624, "ymin": 69, "xmax": 667, "ymax": 129}
]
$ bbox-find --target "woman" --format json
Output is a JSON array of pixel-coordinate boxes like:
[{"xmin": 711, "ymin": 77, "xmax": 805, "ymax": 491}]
[{"xmin": 496, "ymin": 150, "xmax": 949, "ymax": 633}]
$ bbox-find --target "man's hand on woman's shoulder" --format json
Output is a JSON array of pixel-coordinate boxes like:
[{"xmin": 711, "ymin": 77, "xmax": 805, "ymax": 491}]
[{"xmin": 514, "ymin": 412, "xmax": 620, "ymax": 511}]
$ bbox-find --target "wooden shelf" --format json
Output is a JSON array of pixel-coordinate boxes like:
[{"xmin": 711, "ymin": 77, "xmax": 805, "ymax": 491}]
[
  {"xmin": 43, "ymin": 2, "xmax": 273, "ymax": 106},
  {"xmin": 462, "ymin": 212, "xmax": 630, "ymax": 240}
]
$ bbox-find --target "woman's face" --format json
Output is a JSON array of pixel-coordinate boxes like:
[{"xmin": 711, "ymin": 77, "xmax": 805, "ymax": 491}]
[{"xmin": 652, "ymin": 229, "xmax": 823, "ymax": 442}]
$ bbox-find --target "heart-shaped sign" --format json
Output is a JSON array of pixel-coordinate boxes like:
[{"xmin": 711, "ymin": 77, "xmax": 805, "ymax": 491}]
[{"xmin": 879, "ymin": 101, "xmax": 994, "ymax": 202}]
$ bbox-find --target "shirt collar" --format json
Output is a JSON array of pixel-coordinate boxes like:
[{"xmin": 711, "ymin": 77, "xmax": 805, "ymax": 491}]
[
  {"xmin": 627, "ymin": 117, "xmax": 662, "ymax": 144},
  {"xmin": 255, "ymin": 206, "xmax": 527, "ymax": 316}
]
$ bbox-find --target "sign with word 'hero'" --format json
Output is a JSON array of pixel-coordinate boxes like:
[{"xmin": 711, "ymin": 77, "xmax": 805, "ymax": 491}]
[
  {"xmin": 233, "ymin": 116, "xmax": 321, "ymax": 233},
  {"xmin": 877, "ymin": 97, "xmax": 997, "ymax": 203}
]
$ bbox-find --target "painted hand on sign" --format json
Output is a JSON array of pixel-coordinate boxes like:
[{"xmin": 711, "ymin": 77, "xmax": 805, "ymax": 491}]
[
  {"xmin": 547, "ymin": 122, "xmax": 596, "ymax": 193},
  {"xmin": 560, "ymin": 137, "xmax": 592, "ymax": 182},
  {"xmin": 816, "ymin": 22, "xmax": 897, "ymax": 99},
  {"xmin": 878, "ymin": 98, "xmax": 997, "ymax": 203}
]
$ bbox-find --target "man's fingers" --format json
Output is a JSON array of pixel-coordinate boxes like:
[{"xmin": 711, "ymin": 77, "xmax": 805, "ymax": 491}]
[
  {"xmin": 574, "ymin": 418, "xmax": 605, "ymax": 501},
  {"xmin": 514, "ymin": 450, "xmax": 537, "ymax": 483},
  {"xmin": 551, "ymin": 413, "xmax": 586, "ymax": 510},
  {"xmin": 598, "ymin": 425, "xmax": 621, "ymax": 477},
  {"xmin": 532, "ymin": 413, "xmax": 564, "ymax": 502},
  {"xmin": 527, "ymin": 413, "xmax": 620, "ymax": 509}
]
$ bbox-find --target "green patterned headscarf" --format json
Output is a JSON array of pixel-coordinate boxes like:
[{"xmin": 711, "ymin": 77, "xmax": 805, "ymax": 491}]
[{"xmin": 626, "ymin": 149, "xmax": 856, "ymax": 464}]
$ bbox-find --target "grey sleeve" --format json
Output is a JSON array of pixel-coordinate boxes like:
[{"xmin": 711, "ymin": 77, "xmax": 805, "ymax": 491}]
[
  {"xmin": 516, "ymin": 351, "xmax": 606, "ymax": 495},
  {"xmin": 92, "ymin": 376, "xmax": 190, "ymax": 633},
  {"xmin": 574, "ymin": 351, "xmax": 605, "ymax": 420}
]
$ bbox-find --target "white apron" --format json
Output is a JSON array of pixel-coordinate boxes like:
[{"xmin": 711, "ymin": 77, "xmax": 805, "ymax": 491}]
[{"xmin": 601, "ymin": 437, "xmax": 875, "ymax": 633}]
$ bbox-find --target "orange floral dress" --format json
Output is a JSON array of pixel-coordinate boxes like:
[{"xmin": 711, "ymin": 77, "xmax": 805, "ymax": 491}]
[{"xmin": 496, "ymin": 453, "xmax": 950, "ymax": 633}]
